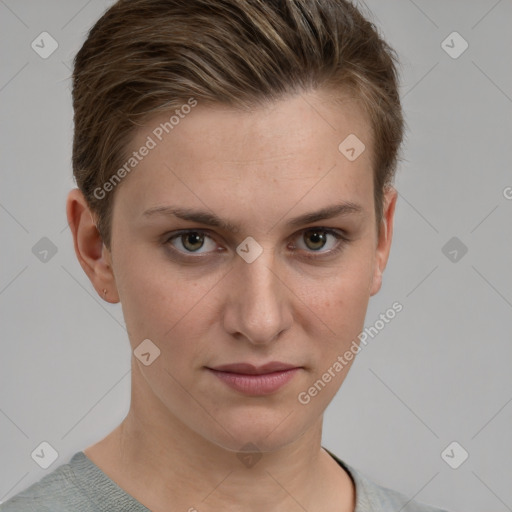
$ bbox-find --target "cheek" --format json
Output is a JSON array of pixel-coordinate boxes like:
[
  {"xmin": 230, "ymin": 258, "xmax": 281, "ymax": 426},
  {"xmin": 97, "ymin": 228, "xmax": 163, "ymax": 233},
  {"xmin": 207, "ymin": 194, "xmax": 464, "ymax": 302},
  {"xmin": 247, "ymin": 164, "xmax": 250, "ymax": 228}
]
[
  {"xmin": 303, "ymin": 251, "xmax": 373, "ymax": 321},
  {"xmin": 114, "ymin": 231, "xmax": 374, "ymax": 357},
  {"xmin": 113, "ymin": 246, "xmax": 221, "ymax": 349},
  {"xmin": 295, "ymin": 249, "xmax": 374, "ymax": 361}
]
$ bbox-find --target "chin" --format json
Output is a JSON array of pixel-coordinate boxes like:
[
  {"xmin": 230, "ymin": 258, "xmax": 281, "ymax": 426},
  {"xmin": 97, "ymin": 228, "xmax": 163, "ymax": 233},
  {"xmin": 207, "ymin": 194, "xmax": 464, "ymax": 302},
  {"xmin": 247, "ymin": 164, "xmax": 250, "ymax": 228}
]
[{"xmin": 195, "ymin": 406, "xmax": 311, "ymax": 455}]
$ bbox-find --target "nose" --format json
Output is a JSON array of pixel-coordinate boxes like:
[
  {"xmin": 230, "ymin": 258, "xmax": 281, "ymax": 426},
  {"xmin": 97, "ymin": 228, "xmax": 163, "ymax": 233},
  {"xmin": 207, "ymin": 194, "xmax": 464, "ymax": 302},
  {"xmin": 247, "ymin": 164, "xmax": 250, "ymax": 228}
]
[{"xmin": 222, "ymin": 246, "xmax": 293, "ymax": 346}]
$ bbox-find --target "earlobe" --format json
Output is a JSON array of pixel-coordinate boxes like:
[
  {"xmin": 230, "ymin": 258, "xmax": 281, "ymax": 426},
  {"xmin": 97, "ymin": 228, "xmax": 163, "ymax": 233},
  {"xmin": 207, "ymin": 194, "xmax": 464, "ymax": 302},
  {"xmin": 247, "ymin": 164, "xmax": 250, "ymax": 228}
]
[
  {"xmin": 66, "ymin": 188, "xmax": 120, "ymax": 303},
  {"xmin": 369, "ymin": 185, "xmax": 397, "ymax": 297}
]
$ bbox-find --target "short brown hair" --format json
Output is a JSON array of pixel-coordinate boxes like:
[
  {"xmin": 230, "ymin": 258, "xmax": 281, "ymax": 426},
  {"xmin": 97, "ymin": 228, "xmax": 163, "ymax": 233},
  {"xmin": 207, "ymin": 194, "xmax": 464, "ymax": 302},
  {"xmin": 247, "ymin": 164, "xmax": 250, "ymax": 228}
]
[{"xmin": 72, "ymin": 0, "xmax": 405, "ymax": 249}]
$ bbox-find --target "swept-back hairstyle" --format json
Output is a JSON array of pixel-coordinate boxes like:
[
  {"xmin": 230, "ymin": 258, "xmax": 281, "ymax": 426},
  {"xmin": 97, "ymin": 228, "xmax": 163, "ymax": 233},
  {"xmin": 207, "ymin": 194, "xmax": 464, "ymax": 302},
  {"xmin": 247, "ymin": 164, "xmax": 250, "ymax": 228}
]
[{"xmin": 72, "ymin": 0, "xmax": 405, "ymax": 249}]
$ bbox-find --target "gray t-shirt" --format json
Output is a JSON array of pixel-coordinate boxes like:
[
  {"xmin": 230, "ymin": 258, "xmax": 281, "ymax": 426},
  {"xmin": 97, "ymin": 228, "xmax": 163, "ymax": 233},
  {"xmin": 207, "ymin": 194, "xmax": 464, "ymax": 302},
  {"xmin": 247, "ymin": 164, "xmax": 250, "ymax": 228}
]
[{"xmin": 0, "ymin": 449, "xmax": 450, "ymax": 512}]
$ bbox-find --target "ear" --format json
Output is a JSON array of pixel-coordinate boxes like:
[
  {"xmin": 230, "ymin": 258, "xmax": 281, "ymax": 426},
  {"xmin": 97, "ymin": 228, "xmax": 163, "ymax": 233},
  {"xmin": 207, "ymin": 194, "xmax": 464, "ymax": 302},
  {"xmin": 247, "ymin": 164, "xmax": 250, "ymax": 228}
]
[
  {"xmin": 369, "ymin": 185, "xmax": 397, "ymax": 297},
  {"xmin": 66, "ymin": 188, "xmax": 120, "ymax": 303}
]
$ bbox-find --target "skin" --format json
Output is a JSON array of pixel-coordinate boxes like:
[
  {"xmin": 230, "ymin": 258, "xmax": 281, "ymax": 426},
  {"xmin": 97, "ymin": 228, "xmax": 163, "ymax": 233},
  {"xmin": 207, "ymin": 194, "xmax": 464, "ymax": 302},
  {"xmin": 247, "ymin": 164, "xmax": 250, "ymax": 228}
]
[{"xmin": 67, "ymin": 89, "xmax": 397, "ymax": 512}]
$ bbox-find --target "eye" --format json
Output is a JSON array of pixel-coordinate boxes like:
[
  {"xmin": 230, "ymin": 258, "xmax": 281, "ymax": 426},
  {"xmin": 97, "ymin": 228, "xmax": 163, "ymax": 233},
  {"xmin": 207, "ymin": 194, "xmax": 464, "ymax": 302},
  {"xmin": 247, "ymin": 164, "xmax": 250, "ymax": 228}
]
[
  {"xmin": 164, "ymin": 227, "xmax": 348, "ymax": 260},
  {"xmin": 166, "ymin": 230, "xmax": 218, "ymax": 254},
  {"xmin": 290, "ymin": 228, "xmax": 347, "ymax": 257}
]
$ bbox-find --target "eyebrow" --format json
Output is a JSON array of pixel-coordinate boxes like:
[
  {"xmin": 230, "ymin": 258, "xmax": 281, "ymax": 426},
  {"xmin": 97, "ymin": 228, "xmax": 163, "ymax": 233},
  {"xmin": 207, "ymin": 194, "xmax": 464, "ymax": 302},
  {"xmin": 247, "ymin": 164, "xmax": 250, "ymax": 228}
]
[{"xmin": 141, "ymin": 201, "xmax": 364, "ymax": 232}]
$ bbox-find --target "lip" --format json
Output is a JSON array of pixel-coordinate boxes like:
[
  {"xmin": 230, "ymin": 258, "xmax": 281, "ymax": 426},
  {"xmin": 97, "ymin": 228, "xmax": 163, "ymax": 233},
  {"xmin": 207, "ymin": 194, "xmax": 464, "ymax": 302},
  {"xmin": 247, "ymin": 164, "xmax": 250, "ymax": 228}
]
[
  {"xmin": 206, "ymin": 362, "xmax": 302, "ymax": 396},
  {"xmin": 209, "ymin": 362, "xmax": 299, "ymax": 375}
]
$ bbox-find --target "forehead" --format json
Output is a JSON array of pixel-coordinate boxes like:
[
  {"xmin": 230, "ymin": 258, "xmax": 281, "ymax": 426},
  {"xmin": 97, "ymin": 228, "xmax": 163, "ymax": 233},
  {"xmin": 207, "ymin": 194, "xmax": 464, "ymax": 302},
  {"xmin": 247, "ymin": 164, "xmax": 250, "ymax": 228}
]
[{"xmin": 114, "ymin": 90, "xmax": 374, "ymax": 224}]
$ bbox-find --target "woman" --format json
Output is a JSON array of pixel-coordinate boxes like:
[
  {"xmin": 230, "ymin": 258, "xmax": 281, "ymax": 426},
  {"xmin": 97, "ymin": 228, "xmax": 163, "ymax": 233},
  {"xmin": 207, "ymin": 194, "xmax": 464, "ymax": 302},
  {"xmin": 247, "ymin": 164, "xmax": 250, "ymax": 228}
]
[{"xmin": 1, "ymin": 0, "xmax": 451, "ymax": 510}]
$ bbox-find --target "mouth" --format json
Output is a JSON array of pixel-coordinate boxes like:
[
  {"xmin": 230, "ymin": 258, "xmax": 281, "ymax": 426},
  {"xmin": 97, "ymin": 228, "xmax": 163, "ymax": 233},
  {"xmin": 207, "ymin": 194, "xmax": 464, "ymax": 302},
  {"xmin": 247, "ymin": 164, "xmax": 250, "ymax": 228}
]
[{"xmin": 206, "ymin": 362, "xmax": 302, "ymax": 395}]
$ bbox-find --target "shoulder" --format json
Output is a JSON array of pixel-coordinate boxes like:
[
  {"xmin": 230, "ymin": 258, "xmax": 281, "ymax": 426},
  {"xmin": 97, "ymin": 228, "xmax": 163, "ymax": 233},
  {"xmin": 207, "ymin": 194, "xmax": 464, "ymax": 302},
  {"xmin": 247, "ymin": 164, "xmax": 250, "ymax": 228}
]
[
  {"xmin": 325, "ymin": 449, "xmax": 451, "ymax": 512},
  {"xmin": 346, "ymin": 462, "xmax": 450, "ymax": 512},
  {"xmin": 0, "ymin": 452, "xmax": 129, "ymax": 512},
  {"xmin": 0, "ymin": 452, "xmax": 148, "ymax": 512},
  {"xmin": 0, "ymin": 452, "xmax": 102, "ymax": 512}
]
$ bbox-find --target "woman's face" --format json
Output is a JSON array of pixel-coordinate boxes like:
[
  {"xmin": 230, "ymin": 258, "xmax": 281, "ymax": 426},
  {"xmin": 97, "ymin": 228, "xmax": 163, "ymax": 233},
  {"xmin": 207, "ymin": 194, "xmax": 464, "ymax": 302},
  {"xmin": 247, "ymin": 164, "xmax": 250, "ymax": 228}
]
[{"xmin": 105, "ymin": 90, "xmax": 395, "ymax": 453}]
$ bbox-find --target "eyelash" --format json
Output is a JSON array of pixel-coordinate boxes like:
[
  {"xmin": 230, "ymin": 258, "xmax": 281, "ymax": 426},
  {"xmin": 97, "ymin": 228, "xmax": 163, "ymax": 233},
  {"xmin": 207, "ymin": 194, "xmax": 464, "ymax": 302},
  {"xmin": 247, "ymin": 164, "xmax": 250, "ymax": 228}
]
[{"xmin": 163, "ymin": 228, "xmax": 350, "ymax": 262}]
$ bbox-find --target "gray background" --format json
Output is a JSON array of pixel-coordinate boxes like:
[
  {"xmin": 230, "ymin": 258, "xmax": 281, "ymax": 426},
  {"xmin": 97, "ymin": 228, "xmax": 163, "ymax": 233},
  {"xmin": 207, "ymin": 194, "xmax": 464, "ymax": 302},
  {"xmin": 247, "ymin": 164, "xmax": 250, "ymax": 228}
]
[{"xmin": 1, "ymin": 1, "xmax": 511, "ymax": 510}]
